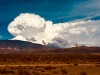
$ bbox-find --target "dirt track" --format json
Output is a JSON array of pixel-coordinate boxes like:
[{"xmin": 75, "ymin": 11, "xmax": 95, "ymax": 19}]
[{"xmin": 0, "ymin": 64, "xmax": 98, "ymax": 67}]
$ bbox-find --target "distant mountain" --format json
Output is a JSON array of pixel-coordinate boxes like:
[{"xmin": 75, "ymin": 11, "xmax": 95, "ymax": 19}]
[
  {"xmin": 0, "ymin": 40, "xmax": 50, "ymax": 53},
  {"xmin": 51, "ymin": 46, "xmax": 100, "ymax": 53},
  {"xmin": 0, "ymin": 40, "xmax": 100, "ymax": 54}
]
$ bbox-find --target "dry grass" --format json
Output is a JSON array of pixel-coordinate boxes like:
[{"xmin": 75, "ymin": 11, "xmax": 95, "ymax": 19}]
[
  {"xmin": 0, "ymin": 53, "xmax": 100, "ymax": 65},
  {"xmin": 0, "ymin": 64, "xmax": 99, "ymax": 75},
  {"xmin": 0, "ymin": 53, "xmax": 99, "ymax": 75}
]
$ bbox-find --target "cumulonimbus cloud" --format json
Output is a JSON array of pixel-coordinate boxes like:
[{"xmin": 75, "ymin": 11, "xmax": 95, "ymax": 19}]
[{"xmin": 8, "ymin": 13, "xmax": 100, "ymax": 48}]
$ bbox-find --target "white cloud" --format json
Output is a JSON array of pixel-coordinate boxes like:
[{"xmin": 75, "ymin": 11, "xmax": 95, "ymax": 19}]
[
  {"xmin": 12, "ymin": 35, "xmax": 27, "ymax": 41},
  {"xmin": 8, "ymin": 13, "xmax": 100, "ymax": 48},
  {"xmin": 8, "ymin": 13, "xmax": 46, "ymax": 36}
]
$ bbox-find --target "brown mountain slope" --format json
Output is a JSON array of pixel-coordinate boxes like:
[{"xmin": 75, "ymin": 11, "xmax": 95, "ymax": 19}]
[{"xmin": 0, "ymin": 40, "xmax": 100, "ymax": 54}]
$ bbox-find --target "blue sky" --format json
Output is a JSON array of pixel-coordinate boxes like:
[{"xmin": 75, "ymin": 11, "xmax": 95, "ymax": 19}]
[{"xmin": 0, "ymin": 0, "xmax": 100, "ymax": 40}]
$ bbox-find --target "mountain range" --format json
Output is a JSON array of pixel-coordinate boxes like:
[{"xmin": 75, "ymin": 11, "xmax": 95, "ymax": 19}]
[
  {"xmin": 0, "ymin": 40, "xmax": 100, "ymax": 54},
  {"xmin": 0, "ymin": 40, "xmax": 50, "ymax": 53}
]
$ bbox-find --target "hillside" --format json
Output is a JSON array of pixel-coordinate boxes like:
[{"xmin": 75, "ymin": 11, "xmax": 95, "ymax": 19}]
[
  {"xmin": 0, "ymin": 40, "xmax": 100, "ymax": 54},
  {"xmin": 0, "ymin": 40, "xmax": 49, "ymax": 53},
  {"xmin": 51, "ymin": 46, "xmax": 100, "ymax": 53}
]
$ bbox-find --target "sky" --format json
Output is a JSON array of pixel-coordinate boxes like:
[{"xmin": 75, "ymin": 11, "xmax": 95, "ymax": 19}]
[
  {"xmin": 0, "ymin": 0, "xmax": 100, "ymax": 40},
  {"xmin": 0, "ymin": 0, "xmax": 100, "ymax": 48}
]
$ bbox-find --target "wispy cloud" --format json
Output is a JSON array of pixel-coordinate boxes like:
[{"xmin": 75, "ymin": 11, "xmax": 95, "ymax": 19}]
[{"xmin": 70, "ymin": 0, "xmax": 100, "ymax": 17}]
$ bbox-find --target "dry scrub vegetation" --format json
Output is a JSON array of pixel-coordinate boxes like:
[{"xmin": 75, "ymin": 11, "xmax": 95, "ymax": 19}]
[
  {"xmin": 0, "ymin": 53, "xmax": 100, "ymax": 75},
  {"xmin": 0, "ymin": 64, "xmax": 100, "ymax": 75},
  {"xmin": 0, "ymin": 53, "xmax": 100, "ymax": 64}
]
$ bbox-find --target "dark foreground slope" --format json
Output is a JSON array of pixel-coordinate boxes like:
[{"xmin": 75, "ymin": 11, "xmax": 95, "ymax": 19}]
[
  {"xmin": 0, "ymin": 40, "xmax": 50, "ymax": 53},
  {"xmin": 0, "ymin": 40, "xmax": 47, "ymax": 48}
]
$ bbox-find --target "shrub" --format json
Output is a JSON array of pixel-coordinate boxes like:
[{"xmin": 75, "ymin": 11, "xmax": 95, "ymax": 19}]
[
  {"xmin": 32, "ymin": 71, "xmax": 40, "ymax": 75},
  {"xmin": 0, "ymin": 68, "xmax": 8, "ymax": 74},
  {"xmin": 17, "ymin": 69, "xmax": 30, "ymax": 75},
  {"xmin": 88, "ymin": 66, "xmax": 92, "ymax": 69},
  {"xmin": 61, "ymin": 69, "xmax": 68, "ymax": 74},
  {"xmin": 52, "ymin": 70, "xmax": 59, "ymax": 74},
  {"xmin": 80, "ymin": 72, "xmax": 87, "ymax": 75},
  {"xmin": 0, "ymin": 68, "xmax": 15, "ymax": 74},
  {"xmin": 96, "ymin": 65, "xmax": 100, "ymax": 67},
  {"xmin": 44, "ymin": 66, "xmax": 53, "ymax": 70},
  {"xmin": 74, "ymin": 63, "xmax": 78, "ymax": 66}
]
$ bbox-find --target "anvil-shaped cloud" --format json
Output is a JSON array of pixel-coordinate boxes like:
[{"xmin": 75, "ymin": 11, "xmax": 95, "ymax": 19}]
[{"xmin": 8, "ymin": 13, "xmax": 100, "ymax": 48}]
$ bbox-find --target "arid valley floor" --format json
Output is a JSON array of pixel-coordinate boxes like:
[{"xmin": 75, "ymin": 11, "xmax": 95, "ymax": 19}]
[{"xmin": 0, "ymin": 53, "xmax": 100, "ymax": 75}]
